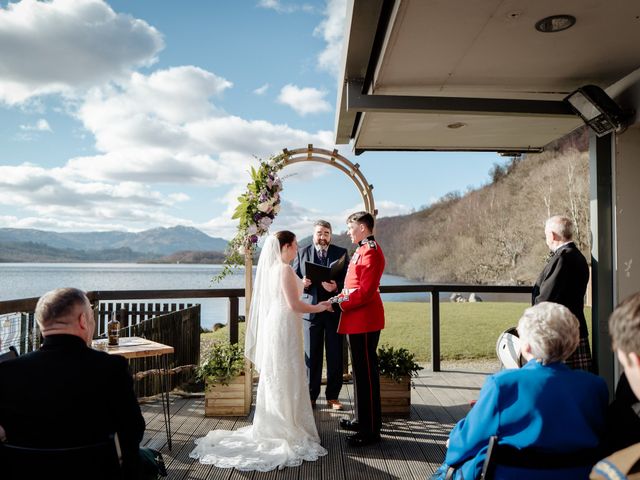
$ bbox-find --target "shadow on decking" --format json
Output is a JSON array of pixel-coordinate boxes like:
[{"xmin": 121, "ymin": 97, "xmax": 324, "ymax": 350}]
[{"xmin": 140, "ymin": 368, "xmax": 492, "ymax": 480}]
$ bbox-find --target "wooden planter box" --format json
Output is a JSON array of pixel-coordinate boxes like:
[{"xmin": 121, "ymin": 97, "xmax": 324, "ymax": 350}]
[
  {"xmin": 205, "ymin": 372, "xmax": 249, "ymax": 417},
  {"xmin": 380, "ymin": 375, "xmax": 411, "ymax": 416}
]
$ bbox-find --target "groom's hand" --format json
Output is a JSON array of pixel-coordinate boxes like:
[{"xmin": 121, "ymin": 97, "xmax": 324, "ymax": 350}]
[{"xmin": 321, "ymin": 280, "xmax": 337, "ymax": 292}]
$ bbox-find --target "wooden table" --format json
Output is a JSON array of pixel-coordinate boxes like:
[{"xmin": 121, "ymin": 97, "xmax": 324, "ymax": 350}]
[{"xmin": 95, "ymin": 337, "xmax": 175, "ymax": 450}]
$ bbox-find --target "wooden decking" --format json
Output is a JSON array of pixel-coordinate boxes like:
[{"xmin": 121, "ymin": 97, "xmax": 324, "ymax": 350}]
[{"xmin": 140, "ymin": 368, "xmax": 492, "ymax": 480}]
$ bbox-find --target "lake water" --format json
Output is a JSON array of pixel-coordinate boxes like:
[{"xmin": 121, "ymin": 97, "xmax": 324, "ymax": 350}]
[{"xmin": 0, "ymin": 263, "xmax": 424, "ymax": 330}]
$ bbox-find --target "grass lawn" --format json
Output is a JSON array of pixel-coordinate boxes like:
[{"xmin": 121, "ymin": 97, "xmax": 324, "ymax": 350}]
[{"xmin": 202, "ymin": 302, "xmax": 592, "ymax": 363}]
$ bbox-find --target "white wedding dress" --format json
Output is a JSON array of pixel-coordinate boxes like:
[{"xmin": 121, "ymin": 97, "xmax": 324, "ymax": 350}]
[{"xmin": 190, "ymin": 236, "xmax": 327, "ymax": 471}]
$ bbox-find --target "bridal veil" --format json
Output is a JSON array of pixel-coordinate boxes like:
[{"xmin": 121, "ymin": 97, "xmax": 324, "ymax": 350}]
[{"xmin": 244, "ymin": 234, "xmax": 282, "ymax": 372}]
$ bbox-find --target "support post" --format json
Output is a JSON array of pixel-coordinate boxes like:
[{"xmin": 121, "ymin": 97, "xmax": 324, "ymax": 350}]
[
  {"xmin": 228, "ymin": 297, "xmax": 239, "ymax": 345},
  {"xmin": 590, "ymin": 131, "xmax": 615, "ymax": 396},
  {"xmin": 430, "ymin": 291, "xmax": 440, "ymax": 372},
  {"xmin": 243, "ymin": 251, "xmax": 253, "ymax": 414}
]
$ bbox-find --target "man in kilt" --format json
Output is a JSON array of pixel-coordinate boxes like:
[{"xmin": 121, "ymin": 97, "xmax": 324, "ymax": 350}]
[{"xmin": 532, "ymin": 215, "xmax": 592, "ymax": 372}]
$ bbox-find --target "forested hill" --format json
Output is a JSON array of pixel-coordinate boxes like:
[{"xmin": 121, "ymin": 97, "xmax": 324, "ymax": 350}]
[{"xmin": 372, "ymin": 128, "xmax": 590, "ymax": 285}]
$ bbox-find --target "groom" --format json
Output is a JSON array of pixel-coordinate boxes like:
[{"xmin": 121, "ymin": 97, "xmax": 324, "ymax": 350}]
[
  {"xmin": 330, "ymin": 211, "xmax": 385, "ymax": 447},
  {"xmin": 293, "ymin": 220, "xmax": 349, "ymax": 410}
]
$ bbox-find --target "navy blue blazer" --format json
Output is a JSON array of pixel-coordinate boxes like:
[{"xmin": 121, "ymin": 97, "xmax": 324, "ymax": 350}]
[
  {"xmin": 444, "ymin": 360, "xmax": 608, "ymax": 480},
  {"xmin": 292, "ymin": 243, "xmax": 348, "ymax": 320}
]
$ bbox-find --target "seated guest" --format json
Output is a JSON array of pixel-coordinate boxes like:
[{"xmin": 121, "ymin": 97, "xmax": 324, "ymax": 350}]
[
  {"xmin": 432, "ymin": 302, "xmax": 608, "ymax": 480},
  {"xmin": 601, "ymin": 372, "xmax": 640, "ymax": 456},
  {"xmin": 0, "ymin": 288, "xmax": 146, "ymax": 478},
  {"xmin": 592, "ymin": 292, "xmax": 640, "ymax": 479}
]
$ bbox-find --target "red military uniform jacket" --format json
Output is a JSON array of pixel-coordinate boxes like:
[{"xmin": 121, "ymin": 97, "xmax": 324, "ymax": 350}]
[{"xmin": 336, "ymin": 236, "xmax": 386, "ymax": 334}]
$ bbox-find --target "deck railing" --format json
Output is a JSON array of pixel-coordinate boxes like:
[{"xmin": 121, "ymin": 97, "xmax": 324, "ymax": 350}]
[{"xmin": 0, "ymin": 284, "xmax": 532, "ymax": 371}]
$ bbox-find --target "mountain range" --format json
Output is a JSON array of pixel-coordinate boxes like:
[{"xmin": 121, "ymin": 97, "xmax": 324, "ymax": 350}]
[{"xmin": 0, "ymin": 226, "xmax": 229, "ymax": 262}]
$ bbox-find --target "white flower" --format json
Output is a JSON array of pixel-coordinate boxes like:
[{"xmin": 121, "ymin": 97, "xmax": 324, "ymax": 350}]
[
  {"xmin": 257, "ymin": 201, "xmax": 272, "ymax": 213},
  {"xmin": 247, "ymin": 224, "xmax": 258, "ymax": 235},
  {"xmin": 273, "ymin": 204, "xmax": 281, "ymax": 214},
  {"xmin": 237, "ymin": 245, "xmax": 246, "ymax": 255}
]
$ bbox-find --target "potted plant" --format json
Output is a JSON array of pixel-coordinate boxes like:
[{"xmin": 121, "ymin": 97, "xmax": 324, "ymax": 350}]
[
  {"xmin": 377, "ymin": 344, "xmax": 421, "ymax": 416},
  {"xmin": 197, "ymin": 341, "xmax": 248, "ymax": 416}
]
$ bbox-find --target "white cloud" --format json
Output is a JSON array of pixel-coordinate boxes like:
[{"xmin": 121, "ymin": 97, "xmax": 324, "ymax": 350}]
[
  {"xmin": 67, "ymin": 67, "xmax": 333, "ymax": 185},
  {"xmin": 253, "ymin": 83, "xmax": 269, "ymax": 95},
  {"xmin": 257, "ymin": 0, "xmax": 315, "ymax": 14},
  {"xmin": 277, "ymin": 84, "xmax": 331, "ymax": 116},
  {"xmin": 19, "ymin": 118, "xmax": 52, "ymax": 132},
  {"xmin": 376, "ymin": 200, "xmax": 411, "ymax": 218},
  {"xmin": 0, "ymin": 62, "xmax": 338, "ymax": 233},
  {"xmin": 0, "ymin": 163, "xmax": 190, "ymax": 231},
  {"xmin": 314, "ymin": 0, "xmax": 347, "ymax": 76},
  {"xmin": 0, "ymin": 0, "xmax": 163, "ymax": 104}
]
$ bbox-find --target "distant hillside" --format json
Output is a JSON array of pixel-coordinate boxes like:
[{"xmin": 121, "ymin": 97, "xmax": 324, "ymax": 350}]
[
  {"xmin": 0, "ymin": 225, "xmax": 229, "ymax": 261},
  {"xmin": 0, "ymin": 241, "xmax": 149, "ymax": 263},
  {"xmin": 374, "ymin": 127, "xmax": 590, "ymax": 285},
  {"xmin": 145, "ymin": 250, "xmax": 227, "ymax": 264}
]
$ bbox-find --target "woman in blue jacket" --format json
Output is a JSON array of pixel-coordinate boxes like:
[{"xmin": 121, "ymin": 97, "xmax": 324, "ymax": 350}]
[{"xmin": 434, "ymin": 302, "xmax": 608, "ymax": 480}]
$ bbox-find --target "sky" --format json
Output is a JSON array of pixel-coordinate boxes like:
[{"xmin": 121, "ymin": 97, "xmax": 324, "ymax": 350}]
[{"xmin": 0, "ymin": 0, "xmax": 506, "ymax": 240}]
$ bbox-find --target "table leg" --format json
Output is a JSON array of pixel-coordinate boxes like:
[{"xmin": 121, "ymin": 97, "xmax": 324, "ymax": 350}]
[{"xmin": 157, "ymin": 354, "xmax": 172, "ymax": 450}]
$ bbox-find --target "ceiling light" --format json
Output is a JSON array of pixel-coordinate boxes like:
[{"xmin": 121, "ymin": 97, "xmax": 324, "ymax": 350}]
[{"xmin": 535, "ymin": 15, "xmax": 576, "ymax": 33}]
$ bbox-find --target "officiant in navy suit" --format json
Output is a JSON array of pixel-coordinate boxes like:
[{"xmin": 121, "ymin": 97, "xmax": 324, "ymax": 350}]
[{"xmin": 293, "ymin": 220, "xmax": 349, "ymax": 410}]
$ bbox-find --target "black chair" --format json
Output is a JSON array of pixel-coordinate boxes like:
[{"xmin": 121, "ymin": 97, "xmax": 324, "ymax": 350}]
[
  {"xmin": 480, "ymin": 435, "xmax": 601, "ymax": 479},
  {"xmin": 0, "ymin": 346, "xmax": 18, "ymax": 363},
  {"xmin": 0, "ymin": 433, "xmax": 123, "ymax": 480}
]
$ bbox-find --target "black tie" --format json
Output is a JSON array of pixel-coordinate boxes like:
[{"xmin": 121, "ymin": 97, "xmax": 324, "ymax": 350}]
[{"xmin": 319, "ymin": 249, "xmax": 326, "ymax": 263}]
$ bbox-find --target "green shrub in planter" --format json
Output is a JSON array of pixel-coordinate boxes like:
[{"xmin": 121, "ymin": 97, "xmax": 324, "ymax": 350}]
[
  {"xmin": 377, "ymin": 344, "xmax": 421, "ymax": 383},
  {"xmin": 197, "ymin": 341, "xmax": 245, "ymax": 388}
]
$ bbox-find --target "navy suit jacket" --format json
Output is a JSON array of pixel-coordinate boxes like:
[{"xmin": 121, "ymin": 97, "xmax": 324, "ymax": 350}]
[
  {"xmin": 532, "ymin": 242, "xmax": 590, "ymax": 337},
  {"xmin": 293, "ymin": 243, "xmax": 348, "ymax": 320},
  {"xmin": 0, "ymin": 334, "xmax": 145, "ymax": 475}
]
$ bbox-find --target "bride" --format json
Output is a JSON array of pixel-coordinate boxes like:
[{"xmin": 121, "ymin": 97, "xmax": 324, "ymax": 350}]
[{"xmin": 190, "ymin": 231, "xmax": 331, "ymax": 471}]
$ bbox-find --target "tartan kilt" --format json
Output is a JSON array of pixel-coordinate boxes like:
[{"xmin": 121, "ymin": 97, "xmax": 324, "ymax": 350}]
[{"xmin": 565, "ymin": 336, "xmax": 593, "ymax": 372}]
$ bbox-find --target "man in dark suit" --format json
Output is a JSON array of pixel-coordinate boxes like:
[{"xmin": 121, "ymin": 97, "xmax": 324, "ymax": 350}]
[
  {"xmin": 293, "ymin": 220, "xmax": 348, "ymax": 410},
  {"xmin": 532, "ymin": 215, "xmax": 592, "ymax": 371},
  {"xmin": 0, "ymin": 288, "xmax": 146, "ymax": 478}
]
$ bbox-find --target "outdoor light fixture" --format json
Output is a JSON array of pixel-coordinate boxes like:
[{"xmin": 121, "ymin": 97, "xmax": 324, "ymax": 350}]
[
  {"xmin": 564, "ymin": 85, "xmax": 630, "ymax": 137},
  {"xmin": 535, "ymin": 14, "xmax": 576, "ymax": 33}
]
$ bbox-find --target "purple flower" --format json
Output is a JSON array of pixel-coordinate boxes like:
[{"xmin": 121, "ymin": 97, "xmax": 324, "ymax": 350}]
[
  {"xmin": 253, "ymin": 212, "xmax": 263, "ymax": 222},
  {"xmin": 250, "ymin": 235, "xmax": 259, "ymax": 244}
]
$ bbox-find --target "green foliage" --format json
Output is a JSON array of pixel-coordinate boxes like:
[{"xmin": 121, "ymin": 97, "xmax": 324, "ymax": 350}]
[
  {"xmin": 197, "ymin": 341, "xmax": 245, "ymax": 387},
  {"xmin": 377, "ymin": 343, "xmax": 421, "ymax": 382}
]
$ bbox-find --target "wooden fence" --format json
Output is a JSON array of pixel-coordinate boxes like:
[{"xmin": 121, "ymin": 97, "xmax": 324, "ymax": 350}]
[{"xmin": 124, "ymin": 305, "xmax": 200, "ymax": 397}]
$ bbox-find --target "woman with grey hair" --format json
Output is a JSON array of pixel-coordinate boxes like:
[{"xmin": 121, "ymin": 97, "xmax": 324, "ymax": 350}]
[{"xmin": 431, "ymin": 302, "xmax": 608, "ymax": 480}]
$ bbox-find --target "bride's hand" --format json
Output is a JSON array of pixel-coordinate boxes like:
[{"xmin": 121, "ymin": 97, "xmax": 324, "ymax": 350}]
[{"xmin": 318, "ymin": 300, "xmax": 333, "ymax": 312}]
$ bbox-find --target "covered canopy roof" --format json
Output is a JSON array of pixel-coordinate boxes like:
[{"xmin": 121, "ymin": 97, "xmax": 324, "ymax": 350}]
[{"xmin": 335, "ymin": 0, "xmax": 640, "ymax": 154}]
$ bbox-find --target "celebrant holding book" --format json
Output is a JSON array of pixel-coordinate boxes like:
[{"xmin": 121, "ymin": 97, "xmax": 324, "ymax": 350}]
[{"xmin": 293, "ymin": 220, "xmax": 349, "ymax": 410}]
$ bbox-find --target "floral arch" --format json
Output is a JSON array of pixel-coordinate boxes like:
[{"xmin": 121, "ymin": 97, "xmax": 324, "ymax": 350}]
[
  {"xmin": 217, "ymin": 144, "xmax": 376, "ymax": 283},
  {"xmin": 221, "ymin": 144, "xmax": 376, "ymax": 414}
]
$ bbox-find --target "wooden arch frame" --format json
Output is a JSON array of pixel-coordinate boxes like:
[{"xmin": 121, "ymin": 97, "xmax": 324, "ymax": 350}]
[
  {"xmin": 241, "ymin": 145, "xmax": 376, "ymax": 414},
  {"xmin": 281, "ymin": 144, "xmax": 377, "ymax": 216}
]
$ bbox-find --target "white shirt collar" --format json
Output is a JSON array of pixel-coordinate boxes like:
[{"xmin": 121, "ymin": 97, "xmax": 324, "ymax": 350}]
[{"xmin": 553, "ymin": 241, "xmax": 572, "ymax": 252}]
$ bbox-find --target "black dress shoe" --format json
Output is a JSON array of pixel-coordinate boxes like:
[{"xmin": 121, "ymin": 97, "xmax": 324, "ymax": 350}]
[
  {"xmin": 347, "ymin": 432, "xmax": 381, "ymax": 447},
  {"xmin": 339, "ymin": 418, "xmax": 359, "ymax": 431}
]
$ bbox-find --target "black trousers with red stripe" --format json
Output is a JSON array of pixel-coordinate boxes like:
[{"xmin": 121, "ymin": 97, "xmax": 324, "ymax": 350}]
[{"xmin": 347, "ymin": 330, "xmax": 382, "ymax": 435}]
